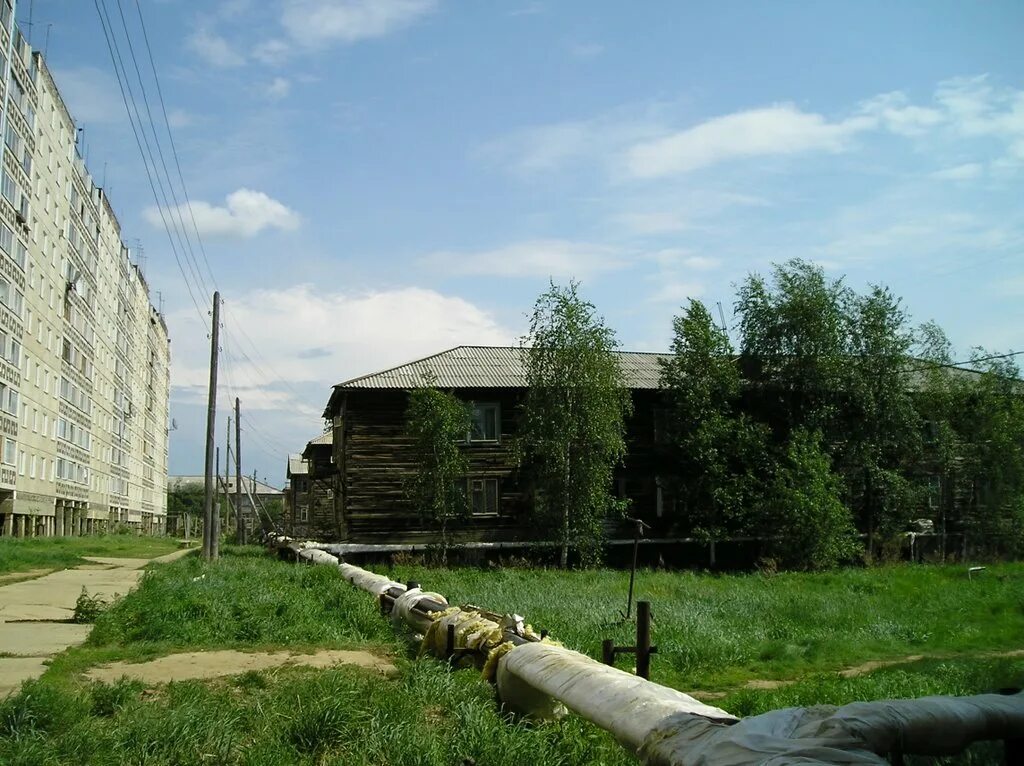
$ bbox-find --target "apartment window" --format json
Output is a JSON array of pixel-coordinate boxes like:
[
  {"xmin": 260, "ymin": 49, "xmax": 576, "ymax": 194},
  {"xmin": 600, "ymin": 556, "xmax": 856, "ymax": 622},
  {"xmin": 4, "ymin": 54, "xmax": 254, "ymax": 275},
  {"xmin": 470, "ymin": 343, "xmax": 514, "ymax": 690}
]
[
  {"xmin": 468, "ymin": 402, "xmax": 499, "ymax": 443},
  {"xmin": 18, "ymin": 450, "xmax": 24, "ymax": 476},
  {"xmin": 3, "ymin": 387, "xmax": 17, "ymax": 416},
  {"xmin": 2, "ymin": 438, "xmax": 15, "ymax": 466},
  {"xmin": 29, "ymin": 454, "xmax": 35, "ymax": 479},
  {"xmin": 469, "ymin": 477, "xmax": 499, "ymax": 516}
]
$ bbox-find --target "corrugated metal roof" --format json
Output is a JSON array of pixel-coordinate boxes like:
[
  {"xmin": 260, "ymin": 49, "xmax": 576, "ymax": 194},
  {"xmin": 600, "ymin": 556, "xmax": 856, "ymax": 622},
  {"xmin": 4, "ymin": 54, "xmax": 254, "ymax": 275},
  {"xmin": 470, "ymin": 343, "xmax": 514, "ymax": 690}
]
[
  {"xmin": 334, "ymin": 346, "xmax": 669, "ymax": 390},
  {"xmin": 308, "ymin": 431, "xmax": 333, "ymax": 446},
  {"xmin": 287, "ymin": 455, "xmax": 309, "ymax": 476}
]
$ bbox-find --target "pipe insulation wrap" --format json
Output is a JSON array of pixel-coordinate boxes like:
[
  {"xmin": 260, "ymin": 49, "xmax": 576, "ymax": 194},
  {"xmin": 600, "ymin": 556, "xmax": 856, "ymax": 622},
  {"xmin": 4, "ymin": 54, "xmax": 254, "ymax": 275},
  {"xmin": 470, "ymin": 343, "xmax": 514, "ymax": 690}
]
[
  {"xmin": 297, "ymin": 548, "xmax": 340, "ymax": 566},
  {"xmin": 392, "ymin": 587, "xmax": 449, "ymax": 630},
  {"xmin": 496, "ymin": 641, "xmax": 736, "ymax": 745},
  {"xmin": 338, "ymin": 563, "xmax": 406, "ymax": 596}
]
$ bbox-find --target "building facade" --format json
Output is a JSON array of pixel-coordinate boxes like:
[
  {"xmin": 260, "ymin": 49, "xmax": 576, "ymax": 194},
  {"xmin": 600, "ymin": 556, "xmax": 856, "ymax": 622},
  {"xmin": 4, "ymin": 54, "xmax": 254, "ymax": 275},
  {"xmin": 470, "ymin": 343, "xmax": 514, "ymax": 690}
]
[
  {"xmin": 0, "ymin": 3, "xmax": 170, "ymax": 537},
  {"xmin": 317, "ymin": 346, "xmax": 667, "ymax": 545}
]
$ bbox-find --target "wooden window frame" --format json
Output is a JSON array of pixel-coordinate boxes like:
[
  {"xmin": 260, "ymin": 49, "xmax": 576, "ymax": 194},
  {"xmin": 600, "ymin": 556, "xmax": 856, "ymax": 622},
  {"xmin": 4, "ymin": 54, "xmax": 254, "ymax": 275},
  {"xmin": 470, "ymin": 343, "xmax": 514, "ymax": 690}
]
[
  {"xmin": 468, "ymin": 476, "xmax": 500, "ymax": 517},
  {"xmin": 467, "ymin": 401, "xmax": 500, "ymax": 444}
]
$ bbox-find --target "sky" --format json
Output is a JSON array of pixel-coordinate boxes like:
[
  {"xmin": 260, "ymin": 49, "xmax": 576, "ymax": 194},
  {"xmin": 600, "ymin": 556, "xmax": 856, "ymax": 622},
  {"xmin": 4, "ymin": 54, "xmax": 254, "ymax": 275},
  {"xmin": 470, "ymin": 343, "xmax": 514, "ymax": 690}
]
[{"xmin": 25, "ymin": 0, "xmax": 1024, "ymax": 487}]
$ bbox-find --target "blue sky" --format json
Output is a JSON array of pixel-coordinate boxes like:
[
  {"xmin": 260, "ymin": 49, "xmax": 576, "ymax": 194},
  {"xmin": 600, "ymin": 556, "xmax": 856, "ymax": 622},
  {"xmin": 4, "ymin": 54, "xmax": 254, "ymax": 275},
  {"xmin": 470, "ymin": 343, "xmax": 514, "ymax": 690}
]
[{"xmin": 28, "ymin": 0, "xmax": 1024, "ymax": 485}]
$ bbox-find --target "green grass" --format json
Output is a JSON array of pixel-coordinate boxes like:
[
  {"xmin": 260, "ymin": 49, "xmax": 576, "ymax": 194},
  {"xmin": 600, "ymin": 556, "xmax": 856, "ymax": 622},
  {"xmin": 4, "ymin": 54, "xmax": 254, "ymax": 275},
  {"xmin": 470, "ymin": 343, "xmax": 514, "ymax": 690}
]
[
  {"xmin": 86, "ymin": 547, "xmax": 399, "ymax": 652},
  {"xmin": 381, "ymin": 562, "xmax": 1024, "ymax": 692},
  {"xmin": 1, "ymin": 549, "xmax": 1021, "ymax": 765},
  {"xmin": 0, "ymin": 547, "xmax": 634, "ymax": 765},
  {"xmin": 0, "ymin": 662, "xmax": 635, "ymax": 766},
  {"xmin": 0, "ymin": 535, "xmax": 181, "ymax": 575}
]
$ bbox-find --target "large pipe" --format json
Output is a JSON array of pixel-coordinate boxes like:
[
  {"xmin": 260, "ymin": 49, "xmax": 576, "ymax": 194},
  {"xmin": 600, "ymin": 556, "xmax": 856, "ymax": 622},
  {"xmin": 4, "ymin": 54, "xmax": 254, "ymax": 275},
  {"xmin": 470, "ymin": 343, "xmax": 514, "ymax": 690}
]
[{"xmin": 279, "ymin": 538, "xmax": 1024, "ymax": 766}]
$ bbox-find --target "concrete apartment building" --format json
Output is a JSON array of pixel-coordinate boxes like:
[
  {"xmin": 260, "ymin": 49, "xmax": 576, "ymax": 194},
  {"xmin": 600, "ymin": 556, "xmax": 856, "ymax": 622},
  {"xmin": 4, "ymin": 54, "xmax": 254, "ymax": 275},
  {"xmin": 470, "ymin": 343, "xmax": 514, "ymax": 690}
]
[{"xmin": 0, "ymin": 1, "xmax": 170, "ymax": 537}]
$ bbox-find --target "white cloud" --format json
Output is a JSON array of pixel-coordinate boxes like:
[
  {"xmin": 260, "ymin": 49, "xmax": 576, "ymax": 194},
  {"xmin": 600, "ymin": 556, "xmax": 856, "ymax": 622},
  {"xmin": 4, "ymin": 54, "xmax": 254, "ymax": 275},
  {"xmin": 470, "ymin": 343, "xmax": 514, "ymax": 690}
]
[
  {"xmin": 650, "ymin": 280, "xmax": 705, "ymax": 304},
  {"xmin": 168, "ymin": 284, "xmax": 514, "ymax": 395},
  {"xmin": 931, "ymin": 162, "xmax": 983, "ymax": 181},
  {"xmin": 144, "ymin": 189, "xmax": 300, "ymax": 239},
  {"xmin": 625, "ymin": 104, "xmax": 872, "ymax": 178},
  {"xmin": 422, "ymin": 239, "xmax": 627, "ymax": 278},
  {"xmin": 51, "ymin": 67, "xmax": 123, "ymax": 124},
  {"xmin": 167, "ymin": 108, "xmax": 197, "ymax": 129},
  {"xmin": 264, "ymin": 77, "xmax": 292, "ymax": 100},
  {"xmin": 857, "ymin": 91, "xmax": 944, "ymax": 137},
  {"xmin": 477, "ymin": 111, "xmax": 665, "ymax": 177},
  {"xmin": 187, "ymin": 27, "xmax": 245, "ymax": 67},
  {"xmin": 484, "ymin": 75, "xmax": 1024, "ymax": 184},
  {"xmin": 253, "ymin": 0, "xmax": 435, "ymax": 61}
]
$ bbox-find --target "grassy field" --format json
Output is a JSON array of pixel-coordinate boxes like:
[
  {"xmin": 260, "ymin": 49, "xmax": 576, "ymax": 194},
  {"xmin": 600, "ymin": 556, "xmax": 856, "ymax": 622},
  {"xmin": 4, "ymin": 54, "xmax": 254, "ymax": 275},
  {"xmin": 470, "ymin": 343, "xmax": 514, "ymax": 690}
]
[
  {"xmin": 0, "ymin": 548, "xmax": 1020, "ymax": 764},
  {"xmin": 0, "ymin": 534, "xmax": 182, "ymax": 575},
  {"xmin": 381, "ymin": 562, "xmax": 1024, "ymax": 695}
]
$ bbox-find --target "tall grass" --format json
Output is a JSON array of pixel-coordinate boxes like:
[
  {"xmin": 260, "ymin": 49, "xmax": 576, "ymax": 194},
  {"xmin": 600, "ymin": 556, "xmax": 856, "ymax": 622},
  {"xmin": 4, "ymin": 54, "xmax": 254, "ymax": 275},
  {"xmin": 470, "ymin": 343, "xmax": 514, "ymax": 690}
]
[
  {"xmin": 88, "ymin": 549, "xmax": 398, "ymax": 651},
  {"xmin": 2, "ymin": 550, "xmax": 1020, "ymax": 765},
  {"xmin": 0, "ymin": 534, "xmax": 181, "ymax": 575},
  {"xmin": 0, "ymin": 660, "xmax": 635, "ymax": 765},
  {"xmin": 382, "ymin": 562, "xmax": 1024, "ymax": 691}
]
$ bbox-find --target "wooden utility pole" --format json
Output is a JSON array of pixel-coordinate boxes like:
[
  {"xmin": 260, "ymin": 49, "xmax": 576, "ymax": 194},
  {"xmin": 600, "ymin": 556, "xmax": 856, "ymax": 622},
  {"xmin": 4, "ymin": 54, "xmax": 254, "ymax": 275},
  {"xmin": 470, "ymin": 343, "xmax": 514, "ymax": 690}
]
[
  {"xmin": 225, "ymin": 415, "xmax": 233, "ymax": 538},
  {"xmin": 235, "ymin": 398, "xmax": 243, "ymax": 544},
  {"xmin": 202, "ymin": 291, "xmax": 220, "ymax": 561}
]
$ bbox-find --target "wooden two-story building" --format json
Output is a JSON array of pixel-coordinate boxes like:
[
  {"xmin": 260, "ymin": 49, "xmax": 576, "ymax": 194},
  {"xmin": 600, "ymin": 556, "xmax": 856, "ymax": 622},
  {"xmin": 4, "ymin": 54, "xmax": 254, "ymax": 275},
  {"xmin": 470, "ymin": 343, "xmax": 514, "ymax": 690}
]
[{"xmin": 315, "ymin": 346, "xmax": 675, "ymax": 546}]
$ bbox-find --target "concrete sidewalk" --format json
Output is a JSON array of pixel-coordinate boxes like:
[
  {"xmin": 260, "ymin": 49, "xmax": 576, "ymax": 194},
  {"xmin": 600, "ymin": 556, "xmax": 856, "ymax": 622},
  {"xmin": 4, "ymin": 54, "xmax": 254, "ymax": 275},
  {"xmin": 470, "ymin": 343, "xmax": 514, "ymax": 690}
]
[{"xmin": 0, "ymin": 548, "xmax": 194, "ymax": 697}]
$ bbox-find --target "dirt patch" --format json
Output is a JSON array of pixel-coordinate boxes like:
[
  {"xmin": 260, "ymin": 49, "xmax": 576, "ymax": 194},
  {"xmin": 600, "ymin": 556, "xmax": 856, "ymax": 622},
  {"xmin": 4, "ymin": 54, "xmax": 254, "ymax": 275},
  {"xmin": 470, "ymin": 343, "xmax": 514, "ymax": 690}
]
[
  {"xmin": 740, "ymin": 648, "xmax": 1024, "ymax": 692},
  {"xmin": 837, "ymin": 654, "xmax": 925, "ymax": 678},
  {"xmin": 85, "ymin": 649, "xmax": 398, "ymax": 685}
]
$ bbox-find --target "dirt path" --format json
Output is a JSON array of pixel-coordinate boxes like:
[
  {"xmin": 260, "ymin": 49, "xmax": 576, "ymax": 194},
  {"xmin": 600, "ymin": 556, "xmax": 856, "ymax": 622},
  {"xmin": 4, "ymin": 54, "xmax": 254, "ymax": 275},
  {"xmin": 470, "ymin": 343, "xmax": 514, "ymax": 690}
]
[
  {"xmin": 85, "ymin": 649, "xmax": 397, "ymax": 685},
  {"xmin": 0, "ymin": 548, "xmax": 195, "ymax": 697},
  {"xmin": 691, "ymin": 648, "xmax": 1024, "ymax": 700}
]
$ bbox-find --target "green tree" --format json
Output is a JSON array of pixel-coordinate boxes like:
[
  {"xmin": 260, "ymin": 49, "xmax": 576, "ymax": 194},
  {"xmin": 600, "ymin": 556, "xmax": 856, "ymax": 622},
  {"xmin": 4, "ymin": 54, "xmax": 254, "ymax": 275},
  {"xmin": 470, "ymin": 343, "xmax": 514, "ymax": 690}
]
[
  {"xmin": 405, "ymin": 379, "xmax": 471, "ymax": 564},
  {"xmin": 167, "ymin": 483, "xmax": 204, "ymax": 537},
  {"xmin": 519, "ymin": 281, "xmax": 632, "ymax": 567},
  {"xmin": 843, "ymin": 285, "xmax": 922, "ymax": 554},
  {"xmin": 659, "ymin": 299, "xmax": 769, "ymax": 539},
  {"xmin": 958, "ymin": 350, "xmax": 1024, "ymax": 549},
  {"xmin": 764, "ymin": 429, "xmax": 862, "ymax": 570},
  {"xmin": 735, "ymin": 259, "xmax": 851, "ymax": 438}
]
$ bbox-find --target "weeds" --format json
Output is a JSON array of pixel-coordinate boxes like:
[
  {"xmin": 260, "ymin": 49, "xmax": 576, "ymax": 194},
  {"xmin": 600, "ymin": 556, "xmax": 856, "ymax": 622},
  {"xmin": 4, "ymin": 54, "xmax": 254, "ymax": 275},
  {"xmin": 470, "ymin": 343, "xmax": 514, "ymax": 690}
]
[{"xmin": 72, "ymin": 589, "xmax": 108, "ymax": 624}]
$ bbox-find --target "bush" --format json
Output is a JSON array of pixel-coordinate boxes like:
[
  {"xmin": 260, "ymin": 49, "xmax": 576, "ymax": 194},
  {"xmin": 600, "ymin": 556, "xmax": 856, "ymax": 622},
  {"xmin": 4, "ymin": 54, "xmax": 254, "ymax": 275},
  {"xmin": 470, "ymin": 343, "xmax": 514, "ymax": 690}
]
[
  {"xmin": 764, "ymin": 429, "xmax": 862, "ymax": 570},
  {"xmin": 72, "ymin": 589, "xmax": 109, "ymax": 624}
]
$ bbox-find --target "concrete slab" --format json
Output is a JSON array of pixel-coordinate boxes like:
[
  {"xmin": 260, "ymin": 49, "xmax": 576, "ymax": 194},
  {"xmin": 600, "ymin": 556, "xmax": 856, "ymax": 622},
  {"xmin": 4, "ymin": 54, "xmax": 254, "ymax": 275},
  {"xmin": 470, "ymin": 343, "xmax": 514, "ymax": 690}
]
[
  {"xmin": 0, "ymin": 622, "xmax": 91, "ymax": 655},
  {"xmin": 0, "ymin": 657, "xmax": 50, "ymax": 698},
  {"xmin": 0, "ymin": 550, "xmax": 195, "ymax": 696},
  {"xmin": 85, "ymin": 649, "xmax": 398, "ymax": 685}
]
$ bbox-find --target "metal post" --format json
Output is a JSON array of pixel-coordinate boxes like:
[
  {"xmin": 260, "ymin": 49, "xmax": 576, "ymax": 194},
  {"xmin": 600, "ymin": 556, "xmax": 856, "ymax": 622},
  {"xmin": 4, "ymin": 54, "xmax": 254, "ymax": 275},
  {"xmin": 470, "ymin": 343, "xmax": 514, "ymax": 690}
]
[
  {"xmin": 235, "ymin": 397, "xmax": 243, "ymax": 544},
  {"xmin": 636, "ymin": 601, "xmax": 653, "ymax": 680},
  {"xmin": 622, "ymin": 517, "xmax": 647, "ymax": 620},
  {"xmin": 202, "ymin": 291, "xmax": 220, "ymax": 561},
  {"xmin": 602, "ymin": 638, "xmax": 615, "ymax": 667}
]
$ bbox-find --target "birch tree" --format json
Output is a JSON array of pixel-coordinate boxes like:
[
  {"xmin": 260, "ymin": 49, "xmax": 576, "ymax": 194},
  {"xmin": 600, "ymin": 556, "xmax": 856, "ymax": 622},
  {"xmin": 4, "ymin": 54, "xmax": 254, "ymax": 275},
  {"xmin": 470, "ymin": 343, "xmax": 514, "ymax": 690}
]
[
  {"xmin": 405, "ymin": 380, "xmax": 471, "ymax": 564},
  {"xmin": 519, "ymin": 282, "xmax": 631, "ymax": 567}
]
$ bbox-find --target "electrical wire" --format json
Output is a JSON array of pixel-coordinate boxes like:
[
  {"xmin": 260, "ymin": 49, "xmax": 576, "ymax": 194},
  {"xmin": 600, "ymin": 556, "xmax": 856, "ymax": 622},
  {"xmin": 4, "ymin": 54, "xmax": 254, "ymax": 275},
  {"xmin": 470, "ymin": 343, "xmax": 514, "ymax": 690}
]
[
  {"xmin": 92, "ymin": 0, "xmax": 207, "ymax": 329},
  {"xmin": 111, "ymin": 0, "xmax": 211, "ymax": 300},
  {"xmin": 128, "ymin": 0, "xmax": 218, "ymax": 293}
]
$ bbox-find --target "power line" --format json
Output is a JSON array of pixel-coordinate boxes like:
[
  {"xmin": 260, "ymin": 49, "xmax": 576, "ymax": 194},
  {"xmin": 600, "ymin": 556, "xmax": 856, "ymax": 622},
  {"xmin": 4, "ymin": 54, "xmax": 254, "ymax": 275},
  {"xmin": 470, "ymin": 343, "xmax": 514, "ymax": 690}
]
[
  {"xmin": 92, "ymin": 0, "xmax": 207, "ymax": 329},
  {"xmin": 907, "ymin": 349, "xmax": 1023, "ymax": 374},
  {"xmin": 130, "ymin": 0, "xmax": 218, "ymax": 292},
  {"xmin": 97, "ymin": 0, "xmax": 208, "ymax": 302},
  {"xmin": 222, "ymin": 317, "xmax": 308, "ymax": 403},
  {"xmin": 110, "ymin": 0, "xmax": 211, "ymax": 299}
]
